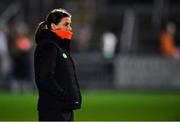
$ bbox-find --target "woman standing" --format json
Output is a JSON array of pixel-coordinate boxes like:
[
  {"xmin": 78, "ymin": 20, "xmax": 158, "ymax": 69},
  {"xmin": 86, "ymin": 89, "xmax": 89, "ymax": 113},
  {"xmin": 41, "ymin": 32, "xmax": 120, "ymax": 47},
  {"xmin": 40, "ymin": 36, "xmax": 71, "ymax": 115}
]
[{"xmin": 34, "ymin": 8, "xmax": 81, "ymax": 121}]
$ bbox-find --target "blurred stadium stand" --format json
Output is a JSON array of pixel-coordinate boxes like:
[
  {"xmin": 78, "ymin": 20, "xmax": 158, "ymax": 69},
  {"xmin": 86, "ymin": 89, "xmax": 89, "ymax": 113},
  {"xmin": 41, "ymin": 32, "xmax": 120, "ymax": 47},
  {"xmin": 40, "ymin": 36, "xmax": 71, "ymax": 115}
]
[{"xmin": 0, "ymin": 0, "xmax": 180, "ymax": 92}]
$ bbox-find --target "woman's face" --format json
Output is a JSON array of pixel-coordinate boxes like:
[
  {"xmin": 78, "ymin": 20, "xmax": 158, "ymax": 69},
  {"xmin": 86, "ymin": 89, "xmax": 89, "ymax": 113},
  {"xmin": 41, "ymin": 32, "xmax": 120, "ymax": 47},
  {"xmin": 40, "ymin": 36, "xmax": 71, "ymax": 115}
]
[{"xmin": 51, "ymin": 17, "xmax": 72, "ymax": 31}]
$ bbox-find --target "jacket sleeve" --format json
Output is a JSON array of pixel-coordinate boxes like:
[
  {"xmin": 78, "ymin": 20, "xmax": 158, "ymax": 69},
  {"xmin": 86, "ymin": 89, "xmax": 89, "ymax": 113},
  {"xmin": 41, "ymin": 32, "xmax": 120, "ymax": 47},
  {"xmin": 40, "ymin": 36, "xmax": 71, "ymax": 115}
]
[{"xmin": 37, "ymin": 43, "xmax": 64, "ymax": 98}]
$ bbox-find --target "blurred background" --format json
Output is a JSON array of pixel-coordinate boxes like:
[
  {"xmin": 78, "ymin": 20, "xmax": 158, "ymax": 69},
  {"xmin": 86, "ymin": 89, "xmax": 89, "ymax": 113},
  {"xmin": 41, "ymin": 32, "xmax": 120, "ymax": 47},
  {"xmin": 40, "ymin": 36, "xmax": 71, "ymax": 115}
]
[{"xmin": 0, "ymin": 0, "xmax": 180, "ymax": 121}]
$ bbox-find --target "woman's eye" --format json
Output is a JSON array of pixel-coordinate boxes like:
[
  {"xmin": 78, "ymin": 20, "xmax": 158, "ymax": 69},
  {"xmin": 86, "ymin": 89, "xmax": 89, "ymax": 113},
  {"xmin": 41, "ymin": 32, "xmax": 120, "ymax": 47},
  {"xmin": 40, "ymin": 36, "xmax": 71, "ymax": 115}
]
[{"xmin": 64, "ymin": 23, "xmax": 69, "ymax": 26}]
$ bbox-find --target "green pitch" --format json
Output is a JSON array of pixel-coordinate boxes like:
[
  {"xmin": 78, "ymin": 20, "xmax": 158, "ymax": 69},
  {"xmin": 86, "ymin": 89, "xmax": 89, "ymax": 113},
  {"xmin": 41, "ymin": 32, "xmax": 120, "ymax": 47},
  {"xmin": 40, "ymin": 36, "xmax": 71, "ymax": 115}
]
[{"xmin": 0, "ymin": 90, "xmax": 180, "ymax": 121}]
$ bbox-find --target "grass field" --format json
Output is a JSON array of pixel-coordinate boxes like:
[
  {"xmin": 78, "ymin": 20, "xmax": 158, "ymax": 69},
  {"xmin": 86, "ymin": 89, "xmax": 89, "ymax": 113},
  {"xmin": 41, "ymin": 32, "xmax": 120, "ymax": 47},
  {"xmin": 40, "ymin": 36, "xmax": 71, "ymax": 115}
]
[{"xmin": 0, "ymin": 90, "xmax": 180, "ymax": 121}]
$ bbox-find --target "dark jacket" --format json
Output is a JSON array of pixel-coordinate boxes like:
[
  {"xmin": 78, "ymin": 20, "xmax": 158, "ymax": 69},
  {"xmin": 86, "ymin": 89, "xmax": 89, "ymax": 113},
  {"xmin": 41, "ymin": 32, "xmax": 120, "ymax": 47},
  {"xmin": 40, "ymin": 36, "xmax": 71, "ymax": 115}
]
[{"xmin": 34, "ymin": 29, "xmax": 81, "ymax": 111}]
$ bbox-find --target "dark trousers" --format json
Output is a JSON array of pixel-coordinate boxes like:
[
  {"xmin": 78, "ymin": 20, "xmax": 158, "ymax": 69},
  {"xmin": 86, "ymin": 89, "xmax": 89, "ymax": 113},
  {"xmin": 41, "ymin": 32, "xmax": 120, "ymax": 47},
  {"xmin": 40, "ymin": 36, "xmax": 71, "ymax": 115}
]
[{"xmin": 38, "ymin": 110, "xmax": 73, "ymax": 121}]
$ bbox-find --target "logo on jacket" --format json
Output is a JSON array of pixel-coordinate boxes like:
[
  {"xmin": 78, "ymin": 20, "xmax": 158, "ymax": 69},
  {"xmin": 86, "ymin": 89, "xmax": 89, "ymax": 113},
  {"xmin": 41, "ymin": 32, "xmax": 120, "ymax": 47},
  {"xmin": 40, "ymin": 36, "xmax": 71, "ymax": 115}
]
[{"xmin": 62, "ymin": 53, "xmax": 68, "ymax": 59}]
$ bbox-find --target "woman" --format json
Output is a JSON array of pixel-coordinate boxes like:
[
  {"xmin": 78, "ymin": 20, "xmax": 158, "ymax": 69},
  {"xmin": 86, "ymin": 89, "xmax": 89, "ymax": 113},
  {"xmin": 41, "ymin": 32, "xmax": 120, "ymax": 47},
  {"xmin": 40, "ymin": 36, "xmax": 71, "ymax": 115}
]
[{"xmin": 34, "ymin": 8, "xmax": 81, "ymax": 121}]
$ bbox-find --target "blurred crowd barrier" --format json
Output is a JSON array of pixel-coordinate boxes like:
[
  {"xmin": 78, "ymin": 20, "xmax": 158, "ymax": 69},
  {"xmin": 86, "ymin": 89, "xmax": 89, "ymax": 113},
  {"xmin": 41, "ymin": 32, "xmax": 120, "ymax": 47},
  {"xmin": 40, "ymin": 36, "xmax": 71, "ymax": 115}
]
[
  {"xmin": 114, "ymin": 55, "xmax": 180, "ymax": 89},
  {"xmin": 73, "ymin": 53, "xmax": 180, "ymax": 90}
]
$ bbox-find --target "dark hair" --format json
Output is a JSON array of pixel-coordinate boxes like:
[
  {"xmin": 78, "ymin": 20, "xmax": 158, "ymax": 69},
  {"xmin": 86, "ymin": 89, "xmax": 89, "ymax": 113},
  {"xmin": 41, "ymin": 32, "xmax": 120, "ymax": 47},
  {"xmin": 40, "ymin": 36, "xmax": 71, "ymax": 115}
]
[{"xmin": 35, "ymin": 8, "xmax": 71, "ymax": 36}]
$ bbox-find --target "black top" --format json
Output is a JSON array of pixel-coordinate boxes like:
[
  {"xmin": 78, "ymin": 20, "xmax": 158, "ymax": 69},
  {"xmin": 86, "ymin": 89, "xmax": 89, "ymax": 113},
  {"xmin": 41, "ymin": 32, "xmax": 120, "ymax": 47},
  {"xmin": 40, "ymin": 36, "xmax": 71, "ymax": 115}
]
[{"xmin": 34, "ymin": 29, "xmax": 81, "ymax": 111}]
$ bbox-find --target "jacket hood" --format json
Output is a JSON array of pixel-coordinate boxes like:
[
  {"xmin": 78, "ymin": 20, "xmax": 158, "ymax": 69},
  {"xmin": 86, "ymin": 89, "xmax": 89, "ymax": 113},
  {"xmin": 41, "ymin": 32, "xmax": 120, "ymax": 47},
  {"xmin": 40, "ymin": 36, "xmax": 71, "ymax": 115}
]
[
  {"xmin": 35, "ymin": 29, "xmax": 59, "ymax": 44},
  {"xmin": 35, "ymin": 29, "xmax": 71, "ymax": 53}
]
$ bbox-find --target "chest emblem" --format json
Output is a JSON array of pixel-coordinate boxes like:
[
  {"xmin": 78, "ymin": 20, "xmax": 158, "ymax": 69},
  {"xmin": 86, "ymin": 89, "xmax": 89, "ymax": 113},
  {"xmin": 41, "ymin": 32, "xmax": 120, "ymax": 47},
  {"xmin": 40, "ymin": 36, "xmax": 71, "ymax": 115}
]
[{"xmin": 62, "ymin": 53, "xmax": 68, "ymax": 59}]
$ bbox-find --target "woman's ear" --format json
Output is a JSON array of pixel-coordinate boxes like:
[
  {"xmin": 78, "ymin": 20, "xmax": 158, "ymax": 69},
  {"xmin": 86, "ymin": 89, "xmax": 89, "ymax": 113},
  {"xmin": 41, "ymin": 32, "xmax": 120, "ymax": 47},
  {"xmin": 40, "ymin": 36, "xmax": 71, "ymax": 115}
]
[{"xmin": 51, "ymin": 23, "xmax": 57, "ymax": 30}]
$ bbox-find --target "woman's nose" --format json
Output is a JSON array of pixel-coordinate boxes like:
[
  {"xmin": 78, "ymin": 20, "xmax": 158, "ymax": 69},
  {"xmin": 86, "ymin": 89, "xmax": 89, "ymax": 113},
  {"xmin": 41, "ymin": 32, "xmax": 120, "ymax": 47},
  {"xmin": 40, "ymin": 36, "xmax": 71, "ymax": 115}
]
[{"xmin": 68, "ymin": 26, "xmax": 72, "ymax": 31}]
